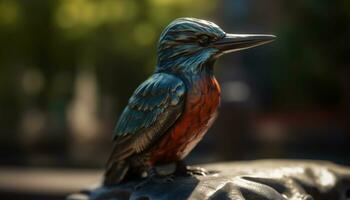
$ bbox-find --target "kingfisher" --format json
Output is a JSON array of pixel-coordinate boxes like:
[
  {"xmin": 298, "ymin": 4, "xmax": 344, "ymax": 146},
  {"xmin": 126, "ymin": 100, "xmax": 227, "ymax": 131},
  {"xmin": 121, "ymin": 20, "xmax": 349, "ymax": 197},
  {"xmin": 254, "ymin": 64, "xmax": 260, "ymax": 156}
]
[{"xmin": 104, "ymin": 18, "xmax": 275, "ymax": 186}]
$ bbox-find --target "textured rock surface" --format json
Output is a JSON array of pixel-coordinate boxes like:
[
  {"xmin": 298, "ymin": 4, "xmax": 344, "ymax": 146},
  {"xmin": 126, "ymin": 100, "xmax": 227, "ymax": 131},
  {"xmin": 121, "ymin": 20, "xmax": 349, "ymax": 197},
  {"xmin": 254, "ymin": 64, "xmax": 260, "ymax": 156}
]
[{"xmin": 67, "ymin": 160, "xmax": 350, "ymax": 200}]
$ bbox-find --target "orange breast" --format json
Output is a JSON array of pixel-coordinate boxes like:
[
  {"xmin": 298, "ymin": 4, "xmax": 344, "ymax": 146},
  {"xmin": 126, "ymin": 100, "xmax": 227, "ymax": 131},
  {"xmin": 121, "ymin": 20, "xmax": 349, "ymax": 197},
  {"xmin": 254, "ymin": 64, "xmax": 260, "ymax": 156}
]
[{"xmin": 149, "ymin": 76, "xmax": 221, "ymax": 165}]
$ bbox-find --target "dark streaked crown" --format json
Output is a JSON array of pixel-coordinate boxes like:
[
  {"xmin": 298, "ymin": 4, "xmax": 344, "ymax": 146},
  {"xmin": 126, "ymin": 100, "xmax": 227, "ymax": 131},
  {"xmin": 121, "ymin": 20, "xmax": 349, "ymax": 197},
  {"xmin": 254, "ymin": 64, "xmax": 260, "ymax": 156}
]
[
  {"xmin": 156, "ymin": 18, "xmax": 225, "ymax": 71},
  {"xmin": 158, "ymin": 18, "xmax": 225, "ymax": 47}
]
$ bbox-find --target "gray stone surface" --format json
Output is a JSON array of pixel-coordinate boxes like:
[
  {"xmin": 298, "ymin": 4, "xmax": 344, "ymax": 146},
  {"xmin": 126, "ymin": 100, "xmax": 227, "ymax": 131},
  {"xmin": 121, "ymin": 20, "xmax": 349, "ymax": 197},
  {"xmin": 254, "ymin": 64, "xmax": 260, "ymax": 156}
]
[{"xmin": 67, "ymin": 160, "xmax": 350, "ymax": 200}]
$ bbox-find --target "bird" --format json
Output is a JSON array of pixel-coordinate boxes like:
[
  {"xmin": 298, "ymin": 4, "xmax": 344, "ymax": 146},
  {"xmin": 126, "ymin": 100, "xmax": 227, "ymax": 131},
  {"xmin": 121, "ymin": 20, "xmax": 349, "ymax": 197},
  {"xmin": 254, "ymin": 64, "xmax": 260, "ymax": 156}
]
[{"xmin": 103, "ymin": 17, "xmax": 275, "ymax": 186}]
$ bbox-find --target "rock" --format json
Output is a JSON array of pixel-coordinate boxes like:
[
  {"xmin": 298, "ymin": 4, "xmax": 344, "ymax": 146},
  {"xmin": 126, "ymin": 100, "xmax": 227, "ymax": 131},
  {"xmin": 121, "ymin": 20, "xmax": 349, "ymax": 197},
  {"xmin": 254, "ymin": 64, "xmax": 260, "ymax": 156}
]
[{"xmin": 67, "ymin": 160, "xmax": 350, "ymax": 200}]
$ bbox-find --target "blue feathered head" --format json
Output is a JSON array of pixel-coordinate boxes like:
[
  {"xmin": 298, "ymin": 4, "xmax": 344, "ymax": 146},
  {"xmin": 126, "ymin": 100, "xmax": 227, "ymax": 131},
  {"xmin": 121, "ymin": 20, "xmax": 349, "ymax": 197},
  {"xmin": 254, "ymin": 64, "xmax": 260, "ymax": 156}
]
[{"xmin": 156, "ymin": 18, "xmax": 275, "ymax": 74}]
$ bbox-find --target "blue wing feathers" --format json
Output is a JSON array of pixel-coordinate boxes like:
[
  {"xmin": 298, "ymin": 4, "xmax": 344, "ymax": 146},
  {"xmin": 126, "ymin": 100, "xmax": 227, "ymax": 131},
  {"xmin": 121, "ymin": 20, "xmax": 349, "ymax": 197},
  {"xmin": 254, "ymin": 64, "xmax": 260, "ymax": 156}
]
[
  {"xmin": 113, "ymin": 73, "xmax": 186, "ymax": 139},
  {"xmin": 106, "ymin": 73, "xmax": 185, "ymax": 168}
]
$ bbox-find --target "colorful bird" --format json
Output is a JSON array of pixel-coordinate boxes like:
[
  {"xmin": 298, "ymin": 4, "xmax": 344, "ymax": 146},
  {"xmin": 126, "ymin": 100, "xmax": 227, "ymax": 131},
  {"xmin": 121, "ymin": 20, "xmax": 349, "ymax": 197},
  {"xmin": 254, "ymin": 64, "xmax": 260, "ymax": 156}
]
[{"xmin": 104, "ymin": 18, "xmax": 275, "ymax": 186}]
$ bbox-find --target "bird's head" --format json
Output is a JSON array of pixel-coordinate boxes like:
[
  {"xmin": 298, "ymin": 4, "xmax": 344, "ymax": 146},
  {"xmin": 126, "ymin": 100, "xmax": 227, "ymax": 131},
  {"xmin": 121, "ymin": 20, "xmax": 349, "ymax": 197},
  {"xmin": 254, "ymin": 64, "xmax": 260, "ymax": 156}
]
[{"xmin": 156, "ymin": 18, "xmax": 275, "ymax": 74}]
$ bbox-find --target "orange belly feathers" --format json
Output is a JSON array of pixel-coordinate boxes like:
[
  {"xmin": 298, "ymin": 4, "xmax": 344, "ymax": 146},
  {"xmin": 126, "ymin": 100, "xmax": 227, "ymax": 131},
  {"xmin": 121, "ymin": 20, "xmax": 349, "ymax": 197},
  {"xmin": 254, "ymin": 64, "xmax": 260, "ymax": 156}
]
[{"xmin": 149, "ymin": 75, "xmax": 221, "ymax": 165}]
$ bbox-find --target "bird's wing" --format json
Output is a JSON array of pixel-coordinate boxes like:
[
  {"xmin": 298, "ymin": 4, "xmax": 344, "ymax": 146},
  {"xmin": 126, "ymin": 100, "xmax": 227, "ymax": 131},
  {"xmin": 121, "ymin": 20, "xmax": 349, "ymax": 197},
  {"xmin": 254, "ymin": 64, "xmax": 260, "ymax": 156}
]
[{"xmin": 107, "ymin": 73, "xmax": 186, "ymax": 166}]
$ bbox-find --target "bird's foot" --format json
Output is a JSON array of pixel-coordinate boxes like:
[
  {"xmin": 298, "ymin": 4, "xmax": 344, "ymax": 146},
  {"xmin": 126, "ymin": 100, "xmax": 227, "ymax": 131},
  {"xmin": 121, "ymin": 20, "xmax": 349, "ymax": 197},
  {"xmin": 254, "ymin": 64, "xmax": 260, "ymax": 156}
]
[
  {"xmin": 134, "ymin": 168, "xmax": 174, "ymax": 190},
  {"xmin": 174, "ymin": 164, "xmax": 209, "ymax": 177}
]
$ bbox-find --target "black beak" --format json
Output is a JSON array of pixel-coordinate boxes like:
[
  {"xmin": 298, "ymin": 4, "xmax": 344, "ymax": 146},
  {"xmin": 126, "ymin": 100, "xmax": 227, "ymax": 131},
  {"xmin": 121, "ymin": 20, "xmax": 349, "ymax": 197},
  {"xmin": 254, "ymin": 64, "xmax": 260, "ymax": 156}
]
[{"xmin": 213, "ymin": 34, "xmax": 276, "ymax": 54}]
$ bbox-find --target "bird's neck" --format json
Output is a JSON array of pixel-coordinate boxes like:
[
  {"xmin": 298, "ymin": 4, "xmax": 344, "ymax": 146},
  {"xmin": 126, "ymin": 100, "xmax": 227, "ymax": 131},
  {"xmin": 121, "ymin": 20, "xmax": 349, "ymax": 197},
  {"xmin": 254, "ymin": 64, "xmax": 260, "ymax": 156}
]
[
  {"xmin": 156, "ymin": 48, "xmax": 217, "ymax": 79},
  {"xmin": 156, "ymin": 59, "xmax": 216, "ymax": 84}
]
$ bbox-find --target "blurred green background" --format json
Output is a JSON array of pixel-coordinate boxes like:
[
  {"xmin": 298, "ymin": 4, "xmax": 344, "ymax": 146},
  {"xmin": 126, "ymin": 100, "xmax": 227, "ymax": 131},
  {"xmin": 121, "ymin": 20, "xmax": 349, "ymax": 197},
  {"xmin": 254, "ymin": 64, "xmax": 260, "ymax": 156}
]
[{"xmin": 0, "ymin": 0, "xmax": 349, "ymax": 198}]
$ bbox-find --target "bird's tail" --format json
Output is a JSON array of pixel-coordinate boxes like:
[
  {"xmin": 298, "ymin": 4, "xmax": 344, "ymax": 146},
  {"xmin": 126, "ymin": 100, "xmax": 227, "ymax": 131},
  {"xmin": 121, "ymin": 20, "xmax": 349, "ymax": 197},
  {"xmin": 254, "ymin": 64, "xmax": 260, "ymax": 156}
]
[{"xmin": 103, "ymin": 160, "xmax": 129, "ymax": 186}]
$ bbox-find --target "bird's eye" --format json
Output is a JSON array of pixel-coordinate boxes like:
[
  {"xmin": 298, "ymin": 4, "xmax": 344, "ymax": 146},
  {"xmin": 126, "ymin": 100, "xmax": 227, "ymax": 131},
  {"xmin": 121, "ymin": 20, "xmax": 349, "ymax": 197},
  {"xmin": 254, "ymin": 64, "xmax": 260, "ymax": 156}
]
[{"xmin": 198, "ymin": 35, "xmax": 211, "ymax": 47}]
